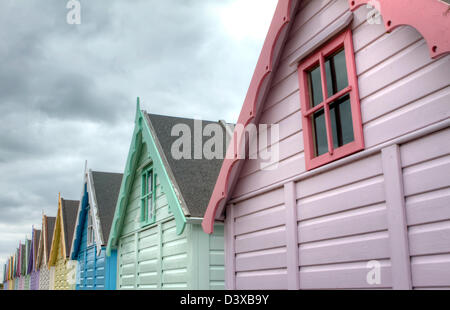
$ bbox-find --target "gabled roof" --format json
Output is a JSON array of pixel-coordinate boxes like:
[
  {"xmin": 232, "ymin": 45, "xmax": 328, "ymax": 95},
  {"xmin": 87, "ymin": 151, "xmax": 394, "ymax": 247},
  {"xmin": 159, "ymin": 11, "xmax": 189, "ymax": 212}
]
[
  {"xmin": 202, "ymin": 0, "xmax": 297, "ymax": 233},
  {"xmin": 107, "ymin": 102, "xmax": 231, "ymax": 255},
  {"xmin": 201, "ymin": 0, "xmax": 450, "ymax": 234},
  {"xmin": 91, "ymin": 171, "xmax": 123, "ymax": 242},
  {"xmin": 61, "ymin": 198, "xmax": 79, "ymax": 257},
  {"xmin": 36, "ymin": 215, "xmax": 55, "ymax": 268},
  {"xmin": 45, "ymin": 217, "xmax": 56, "ymax": 261},
  {"xmin": 71, "ymin": 168, "xmax": 123, "ymax": 259},
  {"xmin": 28, "ymin": 229, "xmax": 40, "ymax": 273},
  {"xmin": 20, "ymin": 244, "xmax": 26, "ymax": 275},
  {"xmin": 145, "ymin": 113, "xmax": 230, "ymax": 217},
  {"xmin": 49, "ymin": 195, "xmax": 79, "ymax": 264}
]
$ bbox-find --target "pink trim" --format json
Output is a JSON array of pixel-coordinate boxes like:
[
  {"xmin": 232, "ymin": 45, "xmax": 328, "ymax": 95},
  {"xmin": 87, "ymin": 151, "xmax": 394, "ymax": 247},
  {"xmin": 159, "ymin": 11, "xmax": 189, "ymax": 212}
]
[
  {"xmin": 349, "ymin": 0, "xmax": 450, "ymax": 59},
  {"xmin": 298, "ymin": 28, "xmax": 365, "ymax": 171},
  {"xmin": 202, "ymin": 0, "xmax": 294, "ymax": 234}
]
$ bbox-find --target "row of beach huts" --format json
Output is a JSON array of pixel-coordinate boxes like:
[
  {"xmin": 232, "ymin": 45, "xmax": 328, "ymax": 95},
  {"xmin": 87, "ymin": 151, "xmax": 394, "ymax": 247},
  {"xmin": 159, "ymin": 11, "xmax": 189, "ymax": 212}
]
[{"xmin": 3, "ymin": 0, "xmax": 450, "ymax": 290}]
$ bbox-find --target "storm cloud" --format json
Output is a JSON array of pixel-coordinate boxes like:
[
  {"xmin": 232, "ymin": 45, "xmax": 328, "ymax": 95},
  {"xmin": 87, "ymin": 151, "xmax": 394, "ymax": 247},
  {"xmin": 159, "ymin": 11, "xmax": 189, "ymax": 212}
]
[{"xmin": 0, "ymin": 0, "xmax": 277, "ymax": 277}]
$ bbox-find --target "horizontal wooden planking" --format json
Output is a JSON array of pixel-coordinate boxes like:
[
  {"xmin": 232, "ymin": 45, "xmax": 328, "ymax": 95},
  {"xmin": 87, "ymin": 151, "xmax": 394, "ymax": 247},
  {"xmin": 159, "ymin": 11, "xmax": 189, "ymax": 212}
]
[
  {"xmin": 297, "ymin": 175, "xmax": 385, "ymax": 220},
  {"xmin": 209, "ymin": 226, "xmax": 224, "ymax": 251},
  {"xmin": 241, "ymin": 131, "xmax": 304, "ymax": 178},
  {"xmin": 161, "ymin": 283, "xmax": 188, "ymax": 290},
  {"xmin": 288, "ymin": 0, "xmax": 335, "ymax": 41},
  {"xmin": 364, "ymin": 87, "xmax": 450, "ymax": 148},
  {"xmin": 235, "ymin": 226, "xmax": 286, "ymax": 254},
  {"xmin": 210, "ymin": 266, "xmax": 225, "ymax": 282},
  {"xmin": 162, "ymin": 238, "xmax": 188, "ymax": 257},
  {"xmin": 138, "ymin": 272, "xmax": 158, "ymax": 286},
  {"xmin": 264, "ymin": 71, "xmax": 299, "ymax": 110},
  {"xmin": 300, "ymin": 260, "xmax": 392, "ymax": 289},
  {"xmin": 260, "ymin": 90, "xmax": 300, "ymax": 123},
  {"xmin": 408, "ymin": 221, "xmax": 450, "ymax": 256},
  {"xmin": 234, "ymin": 205, "xmax": 286, "ymax": 236},
  {"xmin": 284, "ymin": 0, "xmax": 349, "ymax": 62},
  {"xmin": 210, "ymin": 250, "xmax": 225, "ymax": 266},
  {"xmin": 355, "ymin": 26, "xmax": 422, "ymax": 75},
  {"xmin": 233, "ymin": 187, "xmax": 284, "ymax": 218},
  {"xmin": 119, "ymin": 274, "xmax": 135, "ymax": 287},
  {"xmin": 299, "ymin": 231, "xmax": 390, "ymax": 266},
  {"xmin": 162, "ymin": 268, "xmax": 188, "ymax": 284},
  {"xmin": 406, "ymin": 187, "xmax": 450, "ymax": 226},
  {"xmin": 236, "ymin": 268, "xmax": 288, "ymax": 290},
  {"xmin": 162, "ymin": 254, "xmax": 188, "ymax": 270},
  {"xmin": 411, "ymin": 254, "xmax": 450, "ymax": 287},
  {"xmin": 137, "ymin": 259, "xmax": 158, "ymax": 274},
  {"xmin": 274, "ymin": 3, "xmax": 382, "ymax": 89},
  {"xmin": 119, "ymin": 263, "xmax": 135, "ymax": 276},
  {"xmin": 120, "ymin": 251, "xmax": 135, "ymax": 266},
  {"xmin": 235, "ymin": 247, "xmax": 287, "ymax": 272},
  {"xmin": 296, "ymin": 154, "xmax": 383, "ymax": 199},
  {"xmin": 361, "ymin": 57, "xmax": 450, "ymax": 125},
  {"xmin": 138, "ymin": 233, "xmax": 158, "ymax": 250},
  {"xmin": 233, "ymin": 153, "xmax": 306, "ymax": 198},
  {"xmin": 298, "ymin": 203, "xmax": 387, "ymax": 243},
  {"xmin": 403, "ymin": 155, "xmax": 450, "ymax": 197},
  {"xmin": 358, "ymin": 39, "xmax": 435, "ymax": 100},
  {"xmin": 162, "ymin": 226, "xmax": 185, "ymax": 244},
  {"xmin": 400, "ymin": 128, "xmax": 450, "ymax": 168}
]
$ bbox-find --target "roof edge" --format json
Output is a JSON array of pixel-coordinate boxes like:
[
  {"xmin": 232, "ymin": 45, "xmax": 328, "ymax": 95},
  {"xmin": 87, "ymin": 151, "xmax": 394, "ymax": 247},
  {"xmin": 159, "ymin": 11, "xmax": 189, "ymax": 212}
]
[{"xmin": 202, "ymin": 0, "xmax": 296, "ymax": 234}]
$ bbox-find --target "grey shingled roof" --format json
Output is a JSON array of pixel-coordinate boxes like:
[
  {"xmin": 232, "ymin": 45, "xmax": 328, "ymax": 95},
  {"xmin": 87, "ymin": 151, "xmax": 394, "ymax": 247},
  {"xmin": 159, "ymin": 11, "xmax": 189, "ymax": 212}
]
[
  {"xmin": 32, "ymin": 230, "xmax": 41, "ymax": 266},
  {"xmin": 46, "ymin": 217, "xmax": 56, "ymax": 261},
  {"xmin": 61, "ymin": 199, "xmax": 79, "ymax": 258},
  {"xmin": 91, "ymin": 171, "xmax": 123, "ymax": 243},
  {"xmin": 145, "ymin": 113, "xmax": 231, "ymax": 217}
]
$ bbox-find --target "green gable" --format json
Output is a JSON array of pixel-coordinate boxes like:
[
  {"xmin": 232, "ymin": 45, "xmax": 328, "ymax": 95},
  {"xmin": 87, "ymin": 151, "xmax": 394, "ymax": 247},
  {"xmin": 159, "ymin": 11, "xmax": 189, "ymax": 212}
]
[{"xmin": 107, "ymin": 99, "xmax": 186, "ymax": 255}]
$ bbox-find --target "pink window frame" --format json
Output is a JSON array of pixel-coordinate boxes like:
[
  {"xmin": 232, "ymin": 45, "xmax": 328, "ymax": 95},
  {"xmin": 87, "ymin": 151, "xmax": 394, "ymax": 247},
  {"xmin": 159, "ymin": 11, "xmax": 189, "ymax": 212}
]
[{"xmin": 298, "ymin": 28, "xmax": 364, "ymax": 171}]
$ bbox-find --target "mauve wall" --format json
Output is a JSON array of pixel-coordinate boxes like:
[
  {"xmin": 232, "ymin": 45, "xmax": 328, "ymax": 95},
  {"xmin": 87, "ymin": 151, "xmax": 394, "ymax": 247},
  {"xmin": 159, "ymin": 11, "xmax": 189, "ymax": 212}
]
[
  {"xmin": 225, "ymin": 0, "xmax": 450, "ymax": 290},
  {"xmin": 30, "ymin": 271, "xmax": 40, "ymax": 290}
]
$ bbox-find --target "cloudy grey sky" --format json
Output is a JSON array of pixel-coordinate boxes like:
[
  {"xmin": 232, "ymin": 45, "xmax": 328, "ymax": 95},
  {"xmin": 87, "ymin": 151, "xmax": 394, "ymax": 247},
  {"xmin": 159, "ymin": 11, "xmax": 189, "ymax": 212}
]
[{"xmin": 0, "ymin": 0, "xmax": 277, "ymax": 279}]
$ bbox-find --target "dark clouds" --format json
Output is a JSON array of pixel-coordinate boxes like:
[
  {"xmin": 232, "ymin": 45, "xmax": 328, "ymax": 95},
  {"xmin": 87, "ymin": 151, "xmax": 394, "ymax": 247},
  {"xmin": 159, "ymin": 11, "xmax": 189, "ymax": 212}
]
[{"xmin": 0, "ymin": 0, "xmax": 276, "ymax": 276}]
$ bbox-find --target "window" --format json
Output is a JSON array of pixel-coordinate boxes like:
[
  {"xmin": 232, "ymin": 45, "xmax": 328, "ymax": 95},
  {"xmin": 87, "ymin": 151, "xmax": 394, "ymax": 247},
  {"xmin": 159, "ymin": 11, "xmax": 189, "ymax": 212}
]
[
  {"xmin": 87, "ymin": 210, "xmax": 94, "ymax": 246},
  {"xmin": 141, "ymin": 166, "xmax": 156, "ymax": 225},
  {"xmin": 298, "ymin": 28, "xmax": 364, "ymax": 170}
]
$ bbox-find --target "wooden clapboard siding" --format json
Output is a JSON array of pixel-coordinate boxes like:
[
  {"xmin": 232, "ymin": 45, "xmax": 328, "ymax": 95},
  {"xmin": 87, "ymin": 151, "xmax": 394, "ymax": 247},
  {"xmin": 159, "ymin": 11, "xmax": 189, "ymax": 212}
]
[
  {"xmin": 38, "ymin": 266, "xmax": 49, "ymax": 290},
  {"xmin": 117, "ymin": 143, "xmax": 224, "ymax": 290},
  {"xmin": 75, "ymin": 202, "xmax": 117, "ymax": 290},
  {"xmin": 231, "ymin": 1, "xmax": 450, "ymax": 200},
  {"xmin": 24, "ymin": 275, "xmax": 30, "ymax": 290},
  {"xmin": 224, "ymin": 0, "xmax": 450, "ymax": 290},
  {"xmin": 30, "ymin": 271, "xmax": 39, "ymax": 290},
  {"xmin": 400, "ymin": 129, "xmax": 450, "ymax": 289}
]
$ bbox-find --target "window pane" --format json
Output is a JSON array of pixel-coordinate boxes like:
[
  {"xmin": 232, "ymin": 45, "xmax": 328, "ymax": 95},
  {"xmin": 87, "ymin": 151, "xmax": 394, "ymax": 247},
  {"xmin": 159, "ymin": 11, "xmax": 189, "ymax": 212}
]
[
  {"xmin": 149, "ymin": 171, "xmax": 153, "ymax": 194},
  {"xmin": 308, "ymin": 65, "xmax": 323, "ymax": 107},
  {"xmin": 325, "ymin": 48, "xmax": 348, "ymax": 97},
  {"xmin": 147, "ymin": 196, "xmax": 153, "ymax": 221},
  {"xmin": 312, "ymin": 110, "xmax": 328, "ymax": 156},
  {"xmin": 330, "ymin": 94, "xmax": 354, "ymax": 148}
]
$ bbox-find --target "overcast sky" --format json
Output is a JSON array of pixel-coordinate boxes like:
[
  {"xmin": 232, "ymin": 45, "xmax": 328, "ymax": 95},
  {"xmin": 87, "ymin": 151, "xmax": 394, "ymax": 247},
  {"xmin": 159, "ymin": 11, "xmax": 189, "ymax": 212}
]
[{"xmin": 0, "ymin": 0, "xmax": 277, "ymax": 280}]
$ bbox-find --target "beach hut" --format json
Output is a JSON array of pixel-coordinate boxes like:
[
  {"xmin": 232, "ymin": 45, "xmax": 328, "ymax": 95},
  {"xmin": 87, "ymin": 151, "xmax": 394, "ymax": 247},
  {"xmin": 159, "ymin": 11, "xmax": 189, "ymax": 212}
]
[
  {"xmin": 48, "ymin": 195, "xmax": 79, "ymax": 290},
  {"xmin": 106, "ymin": 102, "xmax": 228, "ymax": 290},
  {"xmin": 29, "ymin": 228, "xmax": 41, "ymax": 290},
  {"xmin": 37, "ymin": 215, "xmax": 56, "ymax": 290},
  {"xmin": 70, "ymin": 166, "xmax": 123, "ymax": 290},
  {"xmin": 202, "ymin": 0, "xmax": 450, "ymax": 290},
  {"xmin": 24, "ymin": 239, "xmax": 31, "ymax": 290},
  {"xmin": 18, "ymin": 244, "xmax": 25, "ymax": 290}
]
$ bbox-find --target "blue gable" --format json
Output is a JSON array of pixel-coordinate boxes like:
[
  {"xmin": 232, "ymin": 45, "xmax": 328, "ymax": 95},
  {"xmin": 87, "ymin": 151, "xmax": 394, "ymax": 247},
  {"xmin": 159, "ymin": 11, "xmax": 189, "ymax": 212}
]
[{"xmin": 71, "ymin": 183, "xmax": 89, "ymax": 260}]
